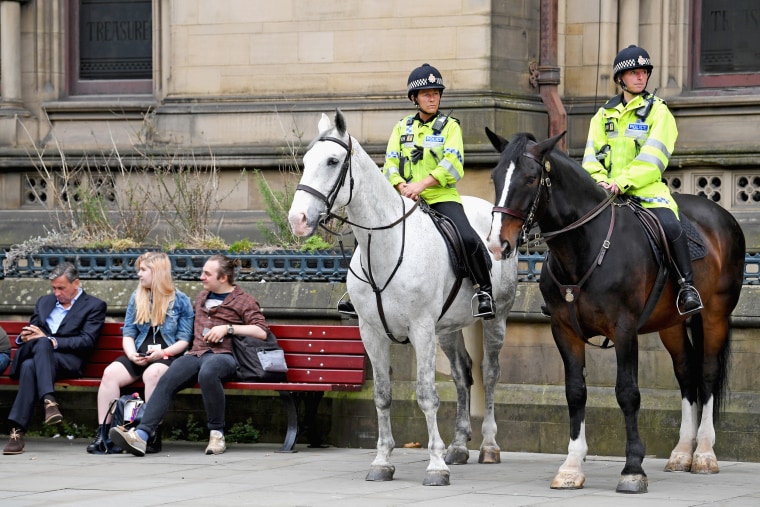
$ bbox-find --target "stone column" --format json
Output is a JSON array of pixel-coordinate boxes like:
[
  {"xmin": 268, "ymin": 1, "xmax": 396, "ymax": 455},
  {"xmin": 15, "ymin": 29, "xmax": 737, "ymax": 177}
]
[
  {"xmin": 0, "ymin": 0, "xmax": 25, "ymax": 106},
  {"xmin": 618, "ymin": 0, "xmax": 640, "ymax": 49}
]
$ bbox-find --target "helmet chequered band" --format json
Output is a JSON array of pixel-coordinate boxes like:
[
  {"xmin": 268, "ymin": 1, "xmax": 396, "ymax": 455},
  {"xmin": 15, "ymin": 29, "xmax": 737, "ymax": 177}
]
[
  {"xmin": 408, "ymin": 76, "xmax": 444, "ymax": 91},
  {"xmin": 614, "ymin": 56, "xmax": 652, "ymax": 74}
]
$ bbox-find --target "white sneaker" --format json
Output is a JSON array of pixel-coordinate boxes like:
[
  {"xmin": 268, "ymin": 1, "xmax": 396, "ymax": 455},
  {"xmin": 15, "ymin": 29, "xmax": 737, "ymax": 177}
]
[{"xmin": 205, "ymin": 430, "xmax": 226, "ymax": 455}]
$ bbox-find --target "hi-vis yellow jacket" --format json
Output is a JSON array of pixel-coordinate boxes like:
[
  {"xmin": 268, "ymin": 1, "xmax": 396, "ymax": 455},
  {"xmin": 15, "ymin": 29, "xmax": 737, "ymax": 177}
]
[
  {"xmin": 383, "ymin": 112, "xmax": 464, "ymax": 205},
  {"xmin": 582, "ymin": 92, "xmax": 679, "ymax": 214}
]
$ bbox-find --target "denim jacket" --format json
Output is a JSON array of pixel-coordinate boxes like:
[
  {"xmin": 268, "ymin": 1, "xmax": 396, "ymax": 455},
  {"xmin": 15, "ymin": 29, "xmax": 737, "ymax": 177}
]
[{"xmin": 122, "ymin": 289, "xmax": 194, "ymax": 350}]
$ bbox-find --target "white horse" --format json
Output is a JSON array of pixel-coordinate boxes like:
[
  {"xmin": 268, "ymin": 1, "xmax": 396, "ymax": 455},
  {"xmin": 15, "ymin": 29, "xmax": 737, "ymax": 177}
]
[{"xmin": 288, "ymin": 110, "xmax": 518, "ymax": 486}]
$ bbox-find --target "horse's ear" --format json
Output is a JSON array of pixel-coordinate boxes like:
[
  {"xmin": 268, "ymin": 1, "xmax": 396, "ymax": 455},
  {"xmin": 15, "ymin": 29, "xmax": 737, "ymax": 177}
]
[
  {"xmin": 535, "ymin": 131, "xmax": 567, "ymax": 158},
  {"xmin": 318, "ymin": 113, "xmax": 332, "ymax": 135},
  {"xmin": 334, "ymin": 109, "xmax": 347, "ymax": 136},
  {"xmin": 485, "ymin": 127, "xmax": 509, "ymax": 153}
]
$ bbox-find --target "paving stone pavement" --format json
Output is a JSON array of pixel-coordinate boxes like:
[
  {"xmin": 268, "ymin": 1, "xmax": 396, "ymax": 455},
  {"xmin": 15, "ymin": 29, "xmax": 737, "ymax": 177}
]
[{"xmin": 1, "ymin": 437, "xmax": 759, "ymax": 506}]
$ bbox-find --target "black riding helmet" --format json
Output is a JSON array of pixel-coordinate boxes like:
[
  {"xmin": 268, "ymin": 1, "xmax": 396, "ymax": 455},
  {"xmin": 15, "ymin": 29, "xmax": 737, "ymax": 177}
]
[
  {"xmin": 407, "ymin": 63, "xmax": 445, "ymax": 100},
  {"xmin": 613, "ymin": 45, "xmax": 653, "ymax": 83}
]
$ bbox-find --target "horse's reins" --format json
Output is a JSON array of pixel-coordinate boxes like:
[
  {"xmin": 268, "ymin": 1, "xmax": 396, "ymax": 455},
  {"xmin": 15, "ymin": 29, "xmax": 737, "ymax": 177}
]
[
  {"xmin": 492, "ymin": 149, "xmax": 618, "ymax": 347},
  {"xmin": 298, "ymin": 135, "xmax": 418, "ymax": 344}
]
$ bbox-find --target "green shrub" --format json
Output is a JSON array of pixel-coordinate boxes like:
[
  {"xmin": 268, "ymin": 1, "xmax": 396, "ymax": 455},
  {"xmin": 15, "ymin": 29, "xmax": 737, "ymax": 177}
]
[{"xmin": 226, "ymin": 418, "xmax": 261, "ymax": 443}]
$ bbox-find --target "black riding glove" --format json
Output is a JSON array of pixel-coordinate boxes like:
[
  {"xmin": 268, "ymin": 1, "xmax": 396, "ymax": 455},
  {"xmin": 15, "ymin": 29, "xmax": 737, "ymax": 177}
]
[{"xmin": 410, "ymin": 145, "xmax": 424, "ymax": 164}]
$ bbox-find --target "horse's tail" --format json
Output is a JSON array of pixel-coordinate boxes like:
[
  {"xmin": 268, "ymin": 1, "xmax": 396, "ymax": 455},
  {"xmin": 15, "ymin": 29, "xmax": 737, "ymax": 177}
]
[{"xmin": 690, "ymin": 312, "xmax": 731, "ymax": 423}]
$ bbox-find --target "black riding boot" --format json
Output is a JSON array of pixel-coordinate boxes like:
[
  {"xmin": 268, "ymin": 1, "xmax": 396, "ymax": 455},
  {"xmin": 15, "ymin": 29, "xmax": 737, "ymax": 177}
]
[
  {"xmin": 337, "ymin": 292, "xmax": 357, "ymax": 318},
  {"xmin": 469, "ymin": 248, "xmax": 495, "ymax": 320},
  {"xmin": 671, "ymin": 231, "xmax": 703, "ymax": 315}
]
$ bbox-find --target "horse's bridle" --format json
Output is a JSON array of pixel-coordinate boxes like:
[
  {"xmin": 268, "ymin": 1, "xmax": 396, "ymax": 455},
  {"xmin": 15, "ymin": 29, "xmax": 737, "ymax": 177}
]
[
  {"xmin": 297, "ymin": 135, "xmax": 419, "ymax": 233},
  {"xmin": 491, "ymin": 150, "xmax": 552, "ymax": 250},
  {"xmin": 491, "ymin": 149, "xmax": 615, "ymax": 247},
  {"xmin": 295, "ymin": 135, "xmax": 355, "ymax": 224}
]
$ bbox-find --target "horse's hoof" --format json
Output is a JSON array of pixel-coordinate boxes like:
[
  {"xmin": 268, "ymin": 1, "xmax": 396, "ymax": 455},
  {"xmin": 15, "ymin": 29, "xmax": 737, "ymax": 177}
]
[
  {"xmin": 444, "ymin": 446, "xmax": 469, "ymax": 465},
  {"xmin": 691, "ymin": 452, "xmax": 720, "ymax": 474},
  {"xmin": 664, "ymin": 452, "xmax": 692, "ymax": 472},
  {"xmin": 478, "ymin": 447, "xmax": 501, "ymax": 464},
  {"xmin": 422, "ymin": 470, "xmax": 450, "ymax": 486},
  {"xmin": 616, "ymin": 474, "xmax": 648, "ymax": 494},
  {"xmin": 550, "ymin": 470, "xmax": 585, "ymax": 489},
  {"xmin": 366, "ymin": 465, "xmax": 395, "ymax": 481}
]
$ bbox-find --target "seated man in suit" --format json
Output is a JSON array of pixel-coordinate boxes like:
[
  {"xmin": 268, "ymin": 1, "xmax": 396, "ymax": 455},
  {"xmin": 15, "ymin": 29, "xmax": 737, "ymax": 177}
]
[{"xmin": 3, "ymin": 262, "xmax": 107, "ymax": 455}]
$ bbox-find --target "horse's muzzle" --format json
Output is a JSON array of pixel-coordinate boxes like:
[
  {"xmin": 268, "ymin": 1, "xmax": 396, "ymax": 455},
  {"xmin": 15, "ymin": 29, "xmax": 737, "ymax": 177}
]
[{"xmin": 500, "ymin": 239, "xmax": 515, "ymax": 260}]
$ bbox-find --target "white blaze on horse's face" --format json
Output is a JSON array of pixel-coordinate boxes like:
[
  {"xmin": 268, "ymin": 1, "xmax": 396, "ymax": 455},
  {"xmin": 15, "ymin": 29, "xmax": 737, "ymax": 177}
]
[{"xmin": 487, "ymin": 160, "xmax": 516, "ymax": 259}]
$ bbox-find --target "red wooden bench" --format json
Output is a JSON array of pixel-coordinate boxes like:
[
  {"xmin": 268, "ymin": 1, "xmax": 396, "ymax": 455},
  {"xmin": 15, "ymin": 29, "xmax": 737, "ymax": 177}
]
[{"xmin": 0, "ymin": 321, "xmax": 366, "ymax": 452}]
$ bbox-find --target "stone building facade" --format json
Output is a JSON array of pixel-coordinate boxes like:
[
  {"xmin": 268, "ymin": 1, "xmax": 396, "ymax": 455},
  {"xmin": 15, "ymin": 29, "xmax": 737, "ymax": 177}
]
[
  {"xmin": 0, "ymin": 0, "xmax": 755, "ymax": 248},
  {"xmin": 1, "ymin": 0, "xmax": 759, "ymax": 459}
]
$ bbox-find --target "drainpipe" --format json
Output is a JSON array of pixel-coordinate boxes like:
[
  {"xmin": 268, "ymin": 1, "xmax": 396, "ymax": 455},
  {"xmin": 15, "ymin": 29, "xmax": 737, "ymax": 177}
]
[{"xmin": 537, "ymin": 0, "xmax": 567, "ymax": 152}]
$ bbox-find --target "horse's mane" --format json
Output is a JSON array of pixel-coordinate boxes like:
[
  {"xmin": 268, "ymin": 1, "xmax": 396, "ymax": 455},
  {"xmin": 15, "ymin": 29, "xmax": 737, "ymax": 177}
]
[
  {"xmin": 544, "ymin": 142, "xmax": 603, "ymax": 192},
  {"xmin": 504, "ymin": 132, "xmax": 603, "ymax": 194},
  {"xmin": 502, "ymin": 132, "xmax": 537, "ymax": 165}
]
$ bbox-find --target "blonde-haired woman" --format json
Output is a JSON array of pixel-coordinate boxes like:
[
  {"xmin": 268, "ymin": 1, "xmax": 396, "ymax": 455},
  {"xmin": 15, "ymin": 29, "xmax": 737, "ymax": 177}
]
[{"xmin": 87, "ymin": 252, "xmax": 194, "ymax": 454}]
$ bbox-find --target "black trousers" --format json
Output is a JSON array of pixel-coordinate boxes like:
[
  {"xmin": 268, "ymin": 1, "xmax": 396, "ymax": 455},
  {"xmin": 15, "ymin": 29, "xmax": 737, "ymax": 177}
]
[
  {"xmin": 649, "ymin": 206, "xmax": 683, "ymax": 242},
  {"xmin": 430, "ymin": 201, "xmax": 492, "ymax": 292}
]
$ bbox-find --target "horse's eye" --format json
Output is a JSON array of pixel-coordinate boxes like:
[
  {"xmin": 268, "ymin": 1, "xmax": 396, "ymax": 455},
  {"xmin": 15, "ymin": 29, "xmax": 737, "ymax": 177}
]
[
  {"xmin": 327, "ymin": 157, "xmax": 340, "ymax": 167},
  {"xmin": 526, "ymin": 175, "xmax": 536, "ymax": 184}
]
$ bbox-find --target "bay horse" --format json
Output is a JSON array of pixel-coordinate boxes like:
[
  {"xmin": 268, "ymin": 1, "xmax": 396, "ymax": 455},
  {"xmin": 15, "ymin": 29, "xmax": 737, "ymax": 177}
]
[
  {"xmin": 484, "ymin": 130, "xmax": 745, "ymax": 494},
  {"xmin": 288, "ymin": 111, "xmax": 518, "ymax": 486}
]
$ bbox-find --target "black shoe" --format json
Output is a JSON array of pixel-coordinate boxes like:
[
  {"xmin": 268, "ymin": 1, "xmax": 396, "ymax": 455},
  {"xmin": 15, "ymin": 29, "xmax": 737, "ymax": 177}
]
[
  {"xmin": 474, "ymin": 292, "xmax": 495, "ymax": 320},
  {"xmin": 86, "ymin": 425, "xmax": 107, "ymax": 454},
  {"xmin": 337, "ymin": 300, "xmax": 357, "ymax": 318},
  {"xmin": 677, "ymin": 284, "xmax": 703, "ymax": 315},
  {"xmin": 146, "ymin": 430, "xmax": 162, "ymax": 454}
]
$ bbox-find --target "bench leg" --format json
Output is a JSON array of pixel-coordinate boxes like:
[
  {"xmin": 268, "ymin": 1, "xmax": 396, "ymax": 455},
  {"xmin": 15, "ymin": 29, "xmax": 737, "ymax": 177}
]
[
  {"xmin": 277, "ymin": 391, "xmax": 299, "ymax": 453},
  {"xmin": 276, "ymin": 391, "xmax": 326, "ymax": 452},
  {"xmin": 302, "ymin": 391, "xmax": 325, "ymax": 449}
]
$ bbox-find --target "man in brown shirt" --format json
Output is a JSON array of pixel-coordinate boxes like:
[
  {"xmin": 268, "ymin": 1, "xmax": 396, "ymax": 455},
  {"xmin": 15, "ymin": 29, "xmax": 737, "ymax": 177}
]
[{"xmin": 110, "ymin": 254, "xmax": 271, "ymax": 456}]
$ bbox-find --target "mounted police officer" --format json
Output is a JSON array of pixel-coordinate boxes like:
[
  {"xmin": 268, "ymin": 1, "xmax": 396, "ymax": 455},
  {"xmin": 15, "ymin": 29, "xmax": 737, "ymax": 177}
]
[
  {"xmin": 383, "ymin": 63, "xmax": 495, "ymax": 319},
  {"xmin": 582, "ymin": 45, "xmax": 702, "ymax": 315}
]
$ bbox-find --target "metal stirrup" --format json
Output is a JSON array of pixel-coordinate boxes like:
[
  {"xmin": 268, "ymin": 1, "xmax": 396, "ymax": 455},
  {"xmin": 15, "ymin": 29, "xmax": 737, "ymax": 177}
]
[
  {"xmin": 471, "ymin": 291, "xmax": 494, "ymax": 318},
  {"xmin": 676, "ymin": 286, "xmax": 703, "ymax": 316}
]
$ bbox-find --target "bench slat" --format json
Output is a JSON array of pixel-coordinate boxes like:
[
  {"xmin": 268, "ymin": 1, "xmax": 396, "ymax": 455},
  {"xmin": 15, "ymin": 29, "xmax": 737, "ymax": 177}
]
[
  {"xmin": 284, "ymin": 354, "xmax": 365, "ymax": 369},
  {"xmin": 278, "ymin": 339, "xmax": 365, "ymax": 355},
  {"xmin": 269, "ymin": 325, "xmax": 361, "ymax": 340}
]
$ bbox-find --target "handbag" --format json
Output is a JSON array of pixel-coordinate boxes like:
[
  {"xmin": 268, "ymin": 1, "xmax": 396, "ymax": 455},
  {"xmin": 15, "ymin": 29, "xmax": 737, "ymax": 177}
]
[
  {"xmin": 257, "ymin": 348, "xmax": 288, "ymax": 373},
  {"xmin": 232, "ymin": 329, "xmax": 288, "ymax": 381},
  {"xmin": 91, "ymin": 393, "xmax": 145, "ymax": 454}
]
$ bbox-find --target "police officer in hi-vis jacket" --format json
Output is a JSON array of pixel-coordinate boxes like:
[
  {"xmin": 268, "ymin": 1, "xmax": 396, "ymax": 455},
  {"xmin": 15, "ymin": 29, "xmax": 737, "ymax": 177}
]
[
  {"xmin": 582, "ymin": 45, "xmax": 702, "ymax": 315},
  {"xmin": 383, "ymin": 63, "xmax": 495, "ymax": 319}
]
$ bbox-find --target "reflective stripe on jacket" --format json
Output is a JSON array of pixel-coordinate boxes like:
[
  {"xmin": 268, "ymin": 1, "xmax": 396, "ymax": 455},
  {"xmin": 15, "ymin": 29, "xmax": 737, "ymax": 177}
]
[
  {"xmin": 383, "ymin": 113, "xmax": 464, "ymax": 204},
  {"xmin": 582, "ymin": 92, "xmax": 679, "ymax": 214}
]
